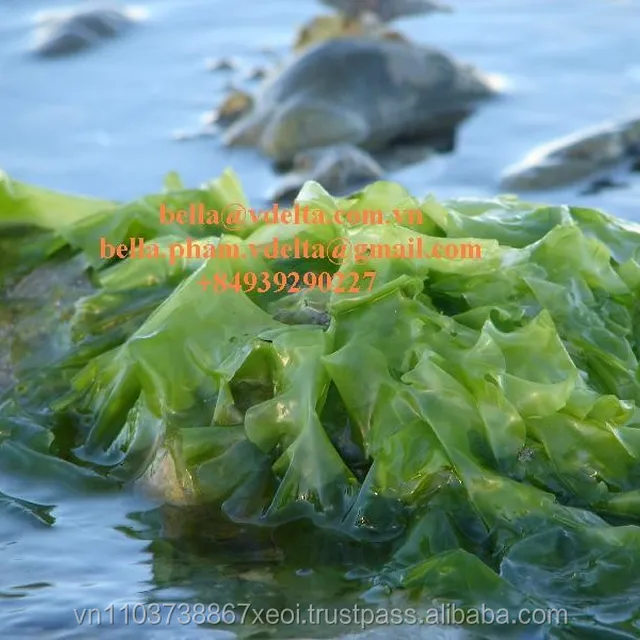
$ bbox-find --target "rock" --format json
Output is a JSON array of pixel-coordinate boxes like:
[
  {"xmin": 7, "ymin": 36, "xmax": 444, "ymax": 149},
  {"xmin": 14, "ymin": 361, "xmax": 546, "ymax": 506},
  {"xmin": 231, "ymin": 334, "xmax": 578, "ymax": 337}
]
[
  {"xmin": 245, "ymin": 65, "xmax": 269, "ymax": 82},
  {"xmin": 321, "ymin": 0, "xmax": 452, "ymax": 22},
  {"xmin": 580, "ymin": 177, "xmax": 628, "ymax": 196},
  {"xmin": 211, "ymin": 89, "xmax": 254, "ymax": 127},
  {"xmin": 293, "ymin": 13, "xmax": 407, "ymax": 53},
  {"xmin": 223, "ymin": 37, "xmax": 496, "ymax": 166},
  {"xmin": 500, "ymin": 116, "xmax": 640, "ymax": 192},
  {"xmin": 320, "ymin": 0, "xmax": 453, "ymax": 22},
  {"xmin": 32, "ymin": 4, "xmax": 140, "ymax": 57},
  {"xmin": 205, "ymin": 56, "xmax": 239, "ymax": 72},
  {"xmin": 268, "ymin": 144, "xmax": 384, "ymax": 201}
]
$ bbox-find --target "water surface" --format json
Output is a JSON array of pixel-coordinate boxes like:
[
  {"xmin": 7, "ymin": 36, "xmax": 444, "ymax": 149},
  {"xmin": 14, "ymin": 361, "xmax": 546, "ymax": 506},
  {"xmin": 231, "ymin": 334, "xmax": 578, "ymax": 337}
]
[{"xmin": 1, "ymin": 0, "xmax": 640, "ymax": 638}]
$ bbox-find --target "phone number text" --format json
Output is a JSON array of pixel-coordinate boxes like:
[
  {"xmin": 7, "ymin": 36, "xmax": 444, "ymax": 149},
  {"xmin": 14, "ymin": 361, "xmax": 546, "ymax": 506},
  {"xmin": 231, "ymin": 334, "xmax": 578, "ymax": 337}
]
[{"xmin": 197, "ymin": 271, "xmax": 376, "ymax": 294}]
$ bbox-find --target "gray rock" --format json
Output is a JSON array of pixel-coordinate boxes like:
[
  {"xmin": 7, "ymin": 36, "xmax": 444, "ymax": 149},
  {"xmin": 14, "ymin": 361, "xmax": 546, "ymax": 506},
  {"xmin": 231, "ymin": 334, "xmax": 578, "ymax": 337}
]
[
  {"xmin": 32, "ymin": 4, "xmax": 139, "ymax": 57},
  {"xmin": 206, "ymin": 56, "xmax": 239, "ymax": 72},
  {"xmin": 224, "ymin": 37, "xmax": 496, "ymax": 166},
  {"xmin": 320, "ymin": 0, "xmax": 453, "ymax": 22},
  {"xmin": 500, "ymin": 116, "xmax": 640, "ymax": 192},
  {"xmin": 245, "ymin": 65, "xmax": 269, "ymax": 82},
  {"xmin": 268, "ymin": 144, "xmax": 384, "ymax": 201}
]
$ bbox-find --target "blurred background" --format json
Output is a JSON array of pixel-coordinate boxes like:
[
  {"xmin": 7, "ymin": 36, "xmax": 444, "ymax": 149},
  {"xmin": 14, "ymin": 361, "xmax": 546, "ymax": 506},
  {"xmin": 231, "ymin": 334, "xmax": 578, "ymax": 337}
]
[
  {"xmin": 1, "ymin": 0, "xmax": 639, "ymax": 218},
  {"xmin": 1, "ymin": 1, "xmax": 640, "ymax": 638}
]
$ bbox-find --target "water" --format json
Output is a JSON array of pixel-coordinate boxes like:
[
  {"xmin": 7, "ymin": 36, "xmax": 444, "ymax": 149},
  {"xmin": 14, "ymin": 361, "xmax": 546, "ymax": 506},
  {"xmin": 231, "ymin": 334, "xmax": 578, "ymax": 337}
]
[
  {"xmin": 1, "ymin": 0, "xmax": 640, "ymax": 638},
  {"xmin": 1, "ymin": 0, "xmax": 639, "ymax": 218}
]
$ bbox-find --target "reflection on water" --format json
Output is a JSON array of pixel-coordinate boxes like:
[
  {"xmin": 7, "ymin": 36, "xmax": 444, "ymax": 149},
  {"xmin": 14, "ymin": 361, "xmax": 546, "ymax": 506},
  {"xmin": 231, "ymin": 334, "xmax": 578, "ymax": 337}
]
[{"xmin": 1, "ymin": 0, "xmax": 640, "ymax": 638}]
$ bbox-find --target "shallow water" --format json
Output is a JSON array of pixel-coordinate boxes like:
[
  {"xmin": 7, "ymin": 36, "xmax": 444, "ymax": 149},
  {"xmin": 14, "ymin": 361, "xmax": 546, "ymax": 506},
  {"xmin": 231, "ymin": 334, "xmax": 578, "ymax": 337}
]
[{"xmin": 1, "ymin": 0, "xmax": 640, "ymax": 638}]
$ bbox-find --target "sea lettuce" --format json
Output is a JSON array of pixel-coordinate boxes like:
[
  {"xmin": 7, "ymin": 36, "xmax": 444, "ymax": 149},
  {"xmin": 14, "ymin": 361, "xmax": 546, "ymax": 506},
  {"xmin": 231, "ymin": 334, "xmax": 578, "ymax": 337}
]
[{"xmin": 2, "ymin": 171, "xmax": 640, "ymax": 636}]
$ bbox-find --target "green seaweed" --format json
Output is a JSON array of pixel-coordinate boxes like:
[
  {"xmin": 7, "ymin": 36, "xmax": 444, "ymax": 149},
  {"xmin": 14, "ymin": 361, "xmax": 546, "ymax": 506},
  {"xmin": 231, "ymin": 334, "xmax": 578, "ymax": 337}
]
[{"xmin": 2, "ymin": 170, "xmax": 640, "ymax": 637}]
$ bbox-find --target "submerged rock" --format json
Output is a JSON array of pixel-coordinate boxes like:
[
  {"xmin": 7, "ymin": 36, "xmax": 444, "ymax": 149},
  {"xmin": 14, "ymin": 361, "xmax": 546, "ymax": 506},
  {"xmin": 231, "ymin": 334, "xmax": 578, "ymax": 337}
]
[
  {"xmin": 31, "ymin": 4, "xmax": 141, "ymax": 57},
  {"xmin": 223, "ymin": 37, "xmax": 496, "ymax": 167},
  {"xmin": 500, "ymin": 116, "xmax": 640, "ymax": 192}
]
